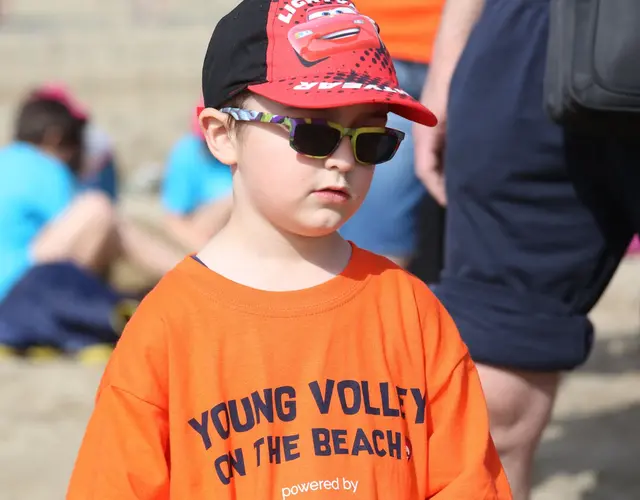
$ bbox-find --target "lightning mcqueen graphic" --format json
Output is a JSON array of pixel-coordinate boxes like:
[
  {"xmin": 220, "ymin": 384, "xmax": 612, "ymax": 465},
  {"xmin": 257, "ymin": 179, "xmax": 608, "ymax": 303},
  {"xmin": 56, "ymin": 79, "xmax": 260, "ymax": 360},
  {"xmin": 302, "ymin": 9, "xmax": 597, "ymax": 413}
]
[{"xmin": 288, "ymin": 5, "xmax": 382, "ymax": 65}]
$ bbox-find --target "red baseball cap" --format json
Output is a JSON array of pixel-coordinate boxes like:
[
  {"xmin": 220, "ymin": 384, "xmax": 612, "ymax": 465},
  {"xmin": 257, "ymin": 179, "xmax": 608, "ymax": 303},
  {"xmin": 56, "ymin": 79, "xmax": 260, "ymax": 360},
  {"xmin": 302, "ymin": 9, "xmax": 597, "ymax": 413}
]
[{"xmin": 202, "ymin": 0, "xmax": 437, "ymax": 127}]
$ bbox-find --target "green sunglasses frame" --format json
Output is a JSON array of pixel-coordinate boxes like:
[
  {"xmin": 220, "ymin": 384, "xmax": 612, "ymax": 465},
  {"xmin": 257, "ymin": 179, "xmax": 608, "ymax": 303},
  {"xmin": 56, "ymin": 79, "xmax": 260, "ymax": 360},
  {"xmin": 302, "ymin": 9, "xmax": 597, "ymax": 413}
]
[{"xmin": 220, "ymin": 107, "xmax": 406, "ymax": 165}]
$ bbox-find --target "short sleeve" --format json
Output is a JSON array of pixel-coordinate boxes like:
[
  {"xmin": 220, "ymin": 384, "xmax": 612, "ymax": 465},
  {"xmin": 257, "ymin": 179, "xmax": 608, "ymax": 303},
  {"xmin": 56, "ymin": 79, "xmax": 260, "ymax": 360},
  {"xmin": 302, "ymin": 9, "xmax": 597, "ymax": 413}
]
[
  {"xmin": 67, "ymin": 295, "xmax": 170, "ymax": 499},
  {"xmin": 420, "ymin": 290, "xmax": 512, "ymax": 499}
]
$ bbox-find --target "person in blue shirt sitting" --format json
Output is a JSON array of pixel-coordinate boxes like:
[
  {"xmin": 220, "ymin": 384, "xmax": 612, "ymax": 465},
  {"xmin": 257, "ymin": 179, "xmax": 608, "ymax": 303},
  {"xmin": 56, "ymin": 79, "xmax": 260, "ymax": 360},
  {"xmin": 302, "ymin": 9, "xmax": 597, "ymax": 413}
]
[
  {"xmin": 161, "ymin": 100, "xmax": 233, "ymax": 252},
  {"xmin": 0, "ymin": 96, "xmax": 128, "ymax": 360},
  {"xmin": 28, "ymin": 83, "xmax": 186, "ymax": 280}
]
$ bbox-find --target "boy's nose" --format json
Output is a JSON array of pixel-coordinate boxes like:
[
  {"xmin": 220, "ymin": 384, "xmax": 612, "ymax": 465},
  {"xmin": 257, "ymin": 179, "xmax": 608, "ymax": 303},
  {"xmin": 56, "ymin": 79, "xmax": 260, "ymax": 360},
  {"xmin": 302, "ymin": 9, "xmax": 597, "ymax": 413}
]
[{"xmin": 325, "ymin": 137, "xmax": 356, "ymax": 172}]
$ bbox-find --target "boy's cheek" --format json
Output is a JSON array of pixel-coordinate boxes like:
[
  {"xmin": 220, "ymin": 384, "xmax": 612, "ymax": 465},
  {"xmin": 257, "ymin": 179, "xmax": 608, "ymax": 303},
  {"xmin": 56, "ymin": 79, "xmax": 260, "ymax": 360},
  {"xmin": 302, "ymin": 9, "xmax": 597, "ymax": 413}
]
[{"xmin": 355, "ymin": 167, "xmax": 375, "ymax": 196}]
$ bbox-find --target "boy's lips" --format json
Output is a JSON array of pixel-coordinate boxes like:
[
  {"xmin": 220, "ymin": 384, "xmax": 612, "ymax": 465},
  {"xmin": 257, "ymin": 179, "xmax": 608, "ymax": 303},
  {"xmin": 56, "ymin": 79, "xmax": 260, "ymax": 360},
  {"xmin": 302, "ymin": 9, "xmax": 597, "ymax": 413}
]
[
  {"xmin": 316, "ymin": 185, "xmax": 351, "ymax": 195},
  {"xmin": 313, "ymin": 186, "xmax": 352, "ymax": 202}
]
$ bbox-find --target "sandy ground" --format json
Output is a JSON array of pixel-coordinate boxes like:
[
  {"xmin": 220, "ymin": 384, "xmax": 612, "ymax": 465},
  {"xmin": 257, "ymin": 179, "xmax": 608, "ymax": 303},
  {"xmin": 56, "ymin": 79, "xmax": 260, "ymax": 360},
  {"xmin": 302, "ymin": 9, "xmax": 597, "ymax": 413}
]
[{"xmin": 0, "ymin": 258, "xmax": 639, "ymax": 500}]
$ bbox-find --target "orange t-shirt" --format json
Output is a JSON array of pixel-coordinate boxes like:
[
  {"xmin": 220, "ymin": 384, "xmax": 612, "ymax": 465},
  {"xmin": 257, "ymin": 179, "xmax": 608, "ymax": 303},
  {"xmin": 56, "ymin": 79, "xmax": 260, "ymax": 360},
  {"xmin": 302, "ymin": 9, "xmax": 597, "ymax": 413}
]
[
  {"xmin": 358, "ymin": 0, "xmax": 445, "ymax": 64},
  {"xmin": 67, "ymin": 246, "xmax": 511, "ymax": 499}
]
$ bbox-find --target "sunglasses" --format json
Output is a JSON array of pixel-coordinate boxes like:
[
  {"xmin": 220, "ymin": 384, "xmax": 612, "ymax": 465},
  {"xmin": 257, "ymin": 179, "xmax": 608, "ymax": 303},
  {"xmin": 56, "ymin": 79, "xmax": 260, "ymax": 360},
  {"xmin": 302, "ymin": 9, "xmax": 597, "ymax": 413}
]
[{"xmin": 219, "ymin": 107, "xmax": 405, "ymax": 166}]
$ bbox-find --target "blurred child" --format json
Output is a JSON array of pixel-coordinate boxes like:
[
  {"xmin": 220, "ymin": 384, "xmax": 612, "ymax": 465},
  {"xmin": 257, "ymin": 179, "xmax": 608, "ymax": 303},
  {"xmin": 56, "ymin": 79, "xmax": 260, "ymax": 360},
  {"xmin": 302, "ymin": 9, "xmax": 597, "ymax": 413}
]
[
  {"xmin": 28, "ymin": 83, "xmax": 192, "ymax": 281},
  {"xmin": 161, "ymin": 98, "xmax": 233, "ymax": 252},
  {"xmin": 0, "ymin": 95, "xmax": 130, "ymax": 360},
  {"xmin": 68, "ymin": 1, "xmax": 512, "ymax": 498}
]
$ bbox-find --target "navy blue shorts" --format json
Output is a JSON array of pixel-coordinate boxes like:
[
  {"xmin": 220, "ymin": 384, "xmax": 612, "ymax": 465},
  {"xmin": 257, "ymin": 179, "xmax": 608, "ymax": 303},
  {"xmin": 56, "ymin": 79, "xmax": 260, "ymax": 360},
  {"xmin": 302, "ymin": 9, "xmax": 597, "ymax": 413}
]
[
  {"xmin": 434, "ymin": 0, "xmax": 640, "ymax": 371},
  {"xmin": 0, "ymin": 262, "xmax": 126, "ymax": 352}
]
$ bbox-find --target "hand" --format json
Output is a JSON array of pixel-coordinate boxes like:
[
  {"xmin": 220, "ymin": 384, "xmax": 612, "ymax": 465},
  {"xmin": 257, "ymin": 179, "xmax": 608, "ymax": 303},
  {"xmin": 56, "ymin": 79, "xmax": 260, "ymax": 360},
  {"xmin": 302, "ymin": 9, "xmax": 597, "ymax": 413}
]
[{"xmin": 414, "ymin": 113, "xmax": 447, "ymax": 206}]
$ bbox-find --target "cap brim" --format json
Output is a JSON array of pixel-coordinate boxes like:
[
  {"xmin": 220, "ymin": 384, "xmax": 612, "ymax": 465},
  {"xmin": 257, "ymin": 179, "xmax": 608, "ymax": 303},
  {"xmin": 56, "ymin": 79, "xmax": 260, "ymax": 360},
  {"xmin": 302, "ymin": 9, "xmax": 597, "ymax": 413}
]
[{"xmin": 248, "ymin": 80, "xmax": 438, "ymax": 127}]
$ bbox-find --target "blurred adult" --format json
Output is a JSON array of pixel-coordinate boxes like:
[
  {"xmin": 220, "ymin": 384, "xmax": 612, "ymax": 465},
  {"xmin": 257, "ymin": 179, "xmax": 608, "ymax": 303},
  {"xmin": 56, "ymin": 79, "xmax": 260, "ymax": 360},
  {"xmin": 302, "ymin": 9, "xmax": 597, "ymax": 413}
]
[{"xmin": 415, "ymin": 0, "xmax": 640, "ymax": 497}]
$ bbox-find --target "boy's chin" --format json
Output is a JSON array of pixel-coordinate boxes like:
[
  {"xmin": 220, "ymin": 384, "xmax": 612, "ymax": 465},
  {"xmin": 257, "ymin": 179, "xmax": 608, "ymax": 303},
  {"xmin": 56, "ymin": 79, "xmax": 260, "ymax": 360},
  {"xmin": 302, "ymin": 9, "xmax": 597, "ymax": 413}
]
[
  {"xmin": 292, "ymin": 217, "xmax": 351, "ymax": 239},
  {"xmin": 269, "ymin": 208, "xmax": 355, "ymax": 239}
]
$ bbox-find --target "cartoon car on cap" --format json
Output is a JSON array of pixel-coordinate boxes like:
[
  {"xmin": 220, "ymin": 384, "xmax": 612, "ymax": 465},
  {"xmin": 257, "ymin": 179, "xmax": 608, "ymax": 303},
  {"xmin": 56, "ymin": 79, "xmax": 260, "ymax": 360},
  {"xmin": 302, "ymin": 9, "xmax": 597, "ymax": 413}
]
[{"xmin": 288, "ymin": 5, "xmax": 381, "ymax": 65}]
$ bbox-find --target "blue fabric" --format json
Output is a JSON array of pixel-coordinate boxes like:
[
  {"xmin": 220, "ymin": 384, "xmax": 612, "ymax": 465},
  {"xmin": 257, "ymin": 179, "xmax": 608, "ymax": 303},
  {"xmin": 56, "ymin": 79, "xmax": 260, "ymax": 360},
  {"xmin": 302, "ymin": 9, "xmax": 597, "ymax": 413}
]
[
  {"xmin": 161, "ymin": 134, "xmax": 233, "ymax": 215},
  {"xmin": 79, "ymin": 125, "xmax": 119, "ymax": 200},
  {"xmin": 340, "ymin": 60, "xmax": 430, "ymax": 258},
  {"xmin": 0, "ymin": 142, "xmax": 75, "ymax": 301},
  {"xmin": 435, "ymin": 0, "xmax": 639, "ymax": 371},
  {"xmin": 0, "ymin": 262, "xmax": 124, "ymax": 351},
  {"xmin": 80, "ymin": 156, "xmax": 118, "ymax": 200}
]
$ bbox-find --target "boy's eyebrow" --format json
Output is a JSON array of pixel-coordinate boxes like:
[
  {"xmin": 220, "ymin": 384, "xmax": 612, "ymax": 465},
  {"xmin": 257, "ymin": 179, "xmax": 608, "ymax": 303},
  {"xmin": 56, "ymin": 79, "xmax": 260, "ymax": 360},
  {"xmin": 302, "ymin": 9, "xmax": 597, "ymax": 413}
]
[
  {"xmin": 284, "ymin": 107, "xmax": 389, "ymax": 122},
  {"xmin": 350, "ymin": 109, "xmax": 389, "ymax": 124},
  {"xmin": 362, "ymin": 109, "xmax": 389, "ymax": 120}
]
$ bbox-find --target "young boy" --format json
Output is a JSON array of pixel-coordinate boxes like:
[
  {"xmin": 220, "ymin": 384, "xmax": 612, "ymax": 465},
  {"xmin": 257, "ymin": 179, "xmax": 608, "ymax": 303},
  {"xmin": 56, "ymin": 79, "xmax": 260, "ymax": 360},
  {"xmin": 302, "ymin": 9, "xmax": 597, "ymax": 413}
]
[{"xmin": 67, "ymin": 1, "xmax": 512, "ymax": 498}]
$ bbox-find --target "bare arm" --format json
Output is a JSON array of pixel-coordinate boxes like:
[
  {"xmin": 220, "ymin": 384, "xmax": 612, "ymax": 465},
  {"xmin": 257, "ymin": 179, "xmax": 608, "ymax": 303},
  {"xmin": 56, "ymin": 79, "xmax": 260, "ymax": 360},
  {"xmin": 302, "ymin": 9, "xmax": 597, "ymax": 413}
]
[
  {"xmin": 414, "ymin": 0, "xmax": 486, "ymax": 205},
  {"xmin": 422, "ymin": 0, "xmax": 486, "ymax": 108},
  {"xmin": 165, "ymin": 196, "xmax": 233, "ymax": 253},
  {"xmin": 165, "ymin": 214, "xmax": 208, "ymax": 253}
]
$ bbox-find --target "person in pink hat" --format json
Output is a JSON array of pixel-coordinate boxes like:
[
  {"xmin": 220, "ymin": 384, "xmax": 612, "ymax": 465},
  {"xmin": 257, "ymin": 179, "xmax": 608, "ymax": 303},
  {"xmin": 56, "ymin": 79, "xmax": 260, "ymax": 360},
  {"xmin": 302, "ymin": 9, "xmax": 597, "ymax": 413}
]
[
  {"xmin": 0, "ymin": 84, "xmax": 202, "ymax": 361},
  {"xmin": 29, "ymin": 83, "xmax": 120, "ymax": 201},
  {"xmin": 0, "ymin": 89, "xmax": 127, "ymax": 360}
]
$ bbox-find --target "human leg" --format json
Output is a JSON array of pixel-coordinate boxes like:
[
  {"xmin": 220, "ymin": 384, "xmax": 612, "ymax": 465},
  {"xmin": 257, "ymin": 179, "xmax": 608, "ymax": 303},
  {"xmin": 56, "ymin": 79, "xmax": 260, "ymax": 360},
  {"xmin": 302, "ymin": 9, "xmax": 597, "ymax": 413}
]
[
  {"xmin": 475, "ymin": 365, "xmax": 560, "ymax": 499},
  {"xmin": 31, "ymin": 190, "xmax": 119, "ymax": 275}
]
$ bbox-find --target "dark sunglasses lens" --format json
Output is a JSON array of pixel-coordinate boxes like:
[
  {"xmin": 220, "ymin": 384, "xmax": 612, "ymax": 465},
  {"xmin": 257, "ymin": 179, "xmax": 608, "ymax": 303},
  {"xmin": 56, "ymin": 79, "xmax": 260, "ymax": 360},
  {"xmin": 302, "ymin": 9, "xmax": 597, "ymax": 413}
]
[
  {"xmin": 292, "ymin": 124, "xmax": 341, "ymax": 157},
  {"xmin": 355, "ymin": 132, "xmax": 400, "ymax": 164}
]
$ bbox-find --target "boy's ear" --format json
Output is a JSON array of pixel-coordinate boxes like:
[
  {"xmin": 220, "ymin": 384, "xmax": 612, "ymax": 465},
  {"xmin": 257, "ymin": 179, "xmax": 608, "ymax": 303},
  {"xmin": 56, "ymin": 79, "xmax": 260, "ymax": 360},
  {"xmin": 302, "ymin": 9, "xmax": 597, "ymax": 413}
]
[{"xmin": 200, "ymin": 108, "xmax": 238, "ymax": 166}]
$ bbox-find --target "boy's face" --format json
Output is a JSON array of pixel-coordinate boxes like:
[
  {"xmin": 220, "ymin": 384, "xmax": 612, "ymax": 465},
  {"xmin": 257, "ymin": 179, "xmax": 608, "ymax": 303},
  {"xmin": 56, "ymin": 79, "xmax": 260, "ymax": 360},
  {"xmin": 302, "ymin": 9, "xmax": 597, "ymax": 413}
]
[{"xmin": 229, "ymin": 94, "xmax": 383, "ymax": 238}]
